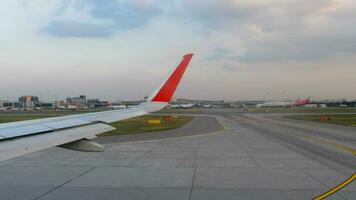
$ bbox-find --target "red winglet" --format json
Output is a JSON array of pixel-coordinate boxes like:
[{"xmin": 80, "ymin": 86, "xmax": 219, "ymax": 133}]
[{"xmin": 151, "ymin": 54, "xmax": 193, "ymax": 102}]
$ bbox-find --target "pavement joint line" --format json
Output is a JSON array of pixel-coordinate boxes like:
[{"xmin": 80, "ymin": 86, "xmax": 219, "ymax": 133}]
[
  {"xmin": 188, "ymin": 137, "xmax": 200, "ymax": 200},
  {"xmin": 281, "ymin": 126, "xmax": 356, "ymax": 155},
  {"xmin": 268, "ymin": 117, "xmax": 356, "ymax": 151},
  {"xmin": 234, "ymin": 115, "xmax": 356, "ymax": 156},
  {"xmin": 228, "ymin": 115, "xmax": 265, "ymax": 168},
  {"xmin": 5, "ymin": 111, "xmax": 353, "ymax": 200},
  {"xmin": 311, "ymin": 146, "xmax": 356, "ymax": 200},
  {"xmin": 247, "ymin": 121, "xmax": 355, "ymax": 170},
  {"xmin": 188, "ymin": 166, "xmax": 197, "ymax": 200},
  {"xmin": 279, "ymin": 117, "xmax": 356, "ymax": 154},
  {"xmin": 216, "ymin": 116, "xmax": 230, "ymax": 130},
  {"xmin": 227, "ymin": 118, "xmax": 262, "ymax": 168},
  {"xmin": 103, "ymin": 129, "xmax": 226, "ymax": 146},
  {"xmin": 306, "ymin": 136, "xmax": 356, "ymax": 155},
  {"xmin": 300, "ymin": 168, "xmax": 347, "ymax": 200},
  {"xmin": 234, "ymin": 113, "xmax": 356, "ymax": 198},
  {"xmin": 32, "ymin": 167, "xmax": 96, "ymax": 200},
  {"xmin": 126, "ymin": 139, "xmax": 165, "ymax": 166},
  {"xmin": 102, "ymin": 116, "xmax": 226, "ymax": 147}
]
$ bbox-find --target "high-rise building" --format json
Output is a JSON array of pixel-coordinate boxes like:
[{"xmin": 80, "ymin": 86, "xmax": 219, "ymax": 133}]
[
  {"xmin": 87, "ymin": 99, "xmax": 109, "ymax": 108},
  {"xmin": 18, "ymin": 96, "xmax": 39, "ymax": 108},
  {"xmin": 66, "ymin": 95, "xmax": 87, "ymax": 107},
  {"xmin": 52, "ymin": 100, "xmax": 65, "ymax": 108}
]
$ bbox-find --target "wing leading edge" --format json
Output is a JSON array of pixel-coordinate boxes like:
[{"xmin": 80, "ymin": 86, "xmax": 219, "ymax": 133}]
[{"xmin": 0, "ymin": 54, "xmax": 193, "ymax": 162}]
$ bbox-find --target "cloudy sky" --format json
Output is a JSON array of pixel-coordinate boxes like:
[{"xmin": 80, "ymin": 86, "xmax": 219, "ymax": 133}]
[{"xmin": 1, "ymin": 0, "xmax": 355, "ymax": 101}]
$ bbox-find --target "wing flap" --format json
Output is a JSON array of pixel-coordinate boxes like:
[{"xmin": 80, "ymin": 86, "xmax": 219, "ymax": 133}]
[
  {"xmin": 0, "ymin": 118, "xmax": 92, "ymax": 140},
  {"xmin": 0, "ymin": 123, "xmax": 115, "ymax": 162},
  {"xmin": 0, "ymin": 124, "xmax": 52, "ymax": 139},
  {"xmin": 44, "ymin": 118, "xmax": 90, "ymax": 129},
  {"xmin": 0, "ymin": 108, "xmax": 148, "ymax": 141}
]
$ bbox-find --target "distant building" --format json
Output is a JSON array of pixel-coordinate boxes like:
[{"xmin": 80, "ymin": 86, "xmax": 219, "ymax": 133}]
[
  {"xmin": 37, "ymin": 102, "xmax": 53, "ymax": 109},
  {"xmin": 3, "ymin": 101, "xmax": 14, "ymax": 107},
  {"xmin": 53, "ymin": 100, "xmax": 65, "ymax": 108},
  {"xmin": 87, "ymin": 99, "xmax": 99, "ymax": 108},
  {"xmin": 66, "ymin": 95, "xmax": 87, "ymax": 107},
  {"xmin": 122, "ymin": 100, "xmax": 145, "ymax": 106},
  {"xmin": 18, "ymin": 96, "xmax": 39, "ymax": 108},
  {"xmin": 87, "ymin": 99, "xmax": 110, "ymax": 108},
  {"xmin": 0, "ymin": 100, "xmax": 3, "ymax": 108},
  {"xmin": 12, "ymin": 102, "xmax": 24, "ymax": 109}
]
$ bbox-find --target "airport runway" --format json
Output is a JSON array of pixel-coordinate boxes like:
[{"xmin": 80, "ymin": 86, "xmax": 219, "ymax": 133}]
[{"xmin": 0, "ymin": 112, "xmax": 355, "ymax": 200}]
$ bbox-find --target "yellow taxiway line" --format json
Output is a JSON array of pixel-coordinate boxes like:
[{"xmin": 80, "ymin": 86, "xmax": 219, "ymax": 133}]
[{"xmin": 313, "ymin": 172, "xmax": 356, "ymax": 200}]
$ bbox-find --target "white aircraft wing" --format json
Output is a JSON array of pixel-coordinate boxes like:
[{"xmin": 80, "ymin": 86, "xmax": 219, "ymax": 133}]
[{"xmin": 0, "ymin": 54, "xmax": 193, "ymax": 162}]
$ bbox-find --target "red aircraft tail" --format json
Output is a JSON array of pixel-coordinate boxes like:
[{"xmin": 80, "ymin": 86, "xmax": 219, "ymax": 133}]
[{"xmin": 294, "ymin": 98, "xmax": 310, "ymax": 106}]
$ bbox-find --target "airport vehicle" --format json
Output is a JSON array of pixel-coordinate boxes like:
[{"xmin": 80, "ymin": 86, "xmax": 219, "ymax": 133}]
[
  {"xmin": 256, "ymin": 98, "xmax": 310, "ymax": 108},
  {"xmin": 0, "ymin": 54, "xmax": 193, "ymax": 162}
]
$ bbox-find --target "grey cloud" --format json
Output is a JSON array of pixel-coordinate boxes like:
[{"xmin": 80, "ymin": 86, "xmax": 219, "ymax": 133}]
[
  {"xmin": 42, "ymin": 21, "xmax": 114, "ymax": 38},
  {"xmin": 206, "ymin": 48, "xmax": 240, "ymax": 71},
  {"xmin": 240, "ymin": 29, "xmax": 356, "ymax": 62},
  {"xmin": 180, "ymin": 0, "xmax": 356, "ymax": 63},
  {"xmin": 42, "ymin": 0, "xmax": 161, "ymax": 38},
  {"xmin": 206, "ymin": 48, "xmax": 232, "ymax": 60},
  {"xmin": 88, "ymin": 0, "xmax": 161, "ymax": 30}
]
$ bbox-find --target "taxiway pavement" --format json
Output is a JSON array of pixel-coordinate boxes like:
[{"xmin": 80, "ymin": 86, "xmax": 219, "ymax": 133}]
[{"xmin": 0, "ymin": 112, "xmax": 355, "ymax": 200}]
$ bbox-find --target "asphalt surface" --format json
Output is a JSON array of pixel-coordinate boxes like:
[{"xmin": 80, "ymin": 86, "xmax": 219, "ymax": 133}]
[
  {"xmin": 0, "ymin": 111, "xmax": 355, "ymax": 200},
  {"xmin": 231, "ymin": 113, "xmax": 356, "ymax": 170}
]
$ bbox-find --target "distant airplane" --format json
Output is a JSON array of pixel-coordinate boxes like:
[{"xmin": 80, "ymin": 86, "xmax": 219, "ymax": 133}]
[
  {"xmin": 256, "ymin": 98, "xmax": 310, "ymax": 108},
  {"xmin": 170, "ymin": 104, "xmax": 181, "ymax": 109},
  {"xmin": 293, "ymin": 98, "xmax": 311, "ymax": 106},
  {"xmin": 107, "ymin": 105, "xmax": 127, "ymax": 110},
  {"xmin": 2, "ymin": 107, "xmax": 20, "ymax": 112},
  {"xmin": 0, "ymin": 54, "xmax": 193, "ymax": 162},
  {"xmin": 201, "ymin": 104, "xmax": 213, "ymax": 109},
  {"xmin": 169, "ymin": 103, "xmax": 195, "ymax": 109},
  {"xmin": 57, "ymin": 105, "xmax": 78, "ymax": 110},
  {"xmin": 180, "ymin": 103, "xmax": 195, "ymax": 109}
]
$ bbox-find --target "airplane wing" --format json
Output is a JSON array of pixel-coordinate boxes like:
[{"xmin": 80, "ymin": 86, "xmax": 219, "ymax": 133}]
[{"xmin": 0, "ymin": 53, "xmax": 193, "ymax": 162}]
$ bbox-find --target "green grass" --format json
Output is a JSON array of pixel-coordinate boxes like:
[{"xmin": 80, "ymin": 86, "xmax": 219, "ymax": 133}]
[
  {"xmin": 99, "ymin": 115, "xmax": 193, "ymax": 136},
  {"xmin": 243, "ymin": 107, "xmax": 356, "ymax": 113},
  {"xmin": 288, "ymin": 114, "xmax": 356, "ymax": 127},
  {"xmin": 0, "ymin": 113, "xmax": 193, "ymax": 136}
]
